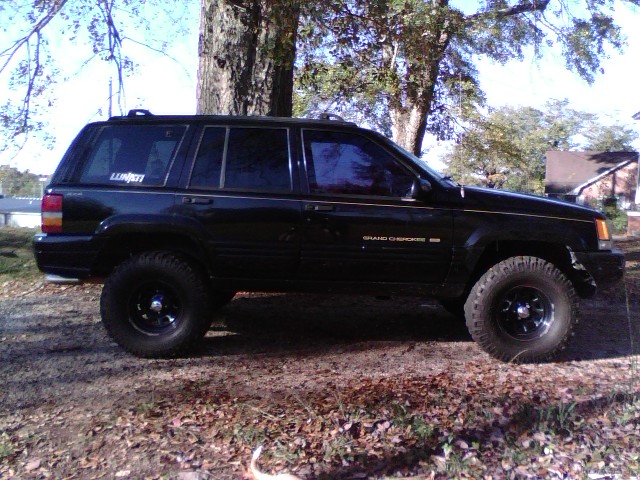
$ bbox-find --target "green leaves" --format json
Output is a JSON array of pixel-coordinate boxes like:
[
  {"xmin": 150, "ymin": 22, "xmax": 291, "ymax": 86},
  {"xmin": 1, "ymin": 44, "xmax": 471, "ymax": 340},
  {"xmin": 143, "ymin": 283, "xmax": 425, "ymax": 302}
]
[
  {"xmin": 443, "ymin": 99, "xmax": 637, "ymax": 192},
  {"xmin": 296, "ymin": 1, "xmax": 635, "ymax": 156}
]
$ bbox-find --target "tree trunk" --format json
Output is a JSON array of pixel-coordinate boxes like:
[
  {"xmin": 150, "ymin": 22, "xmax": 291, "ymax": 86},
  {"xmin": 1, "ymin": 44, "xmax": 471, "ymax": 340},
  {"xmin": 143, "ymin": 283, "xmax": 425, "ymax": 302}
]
[
  {"xmin": 390, "ymin": 103, "xmax": 430, "ymax": 157},
  {"xmin": 197, "ymin": 0, "xmax": 299, "ymax": 117},
  {"xmin": 387, "ymin": 1, "xmax": 451, "ymax": 156},
  {"xmin": 388, "ymin": 61, "xmax": 441, "ymax": 156}
]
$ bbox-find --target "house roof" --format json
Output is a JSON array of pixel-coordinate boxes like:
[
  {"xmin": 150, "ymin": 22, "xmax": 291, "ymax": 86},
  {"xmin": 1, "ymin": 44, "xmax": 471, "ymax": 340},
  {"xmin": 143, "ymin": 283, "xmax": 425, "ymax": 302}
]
[{"xmin": 544, "ymin": 151, "xmax": 639, "ymax": 195}]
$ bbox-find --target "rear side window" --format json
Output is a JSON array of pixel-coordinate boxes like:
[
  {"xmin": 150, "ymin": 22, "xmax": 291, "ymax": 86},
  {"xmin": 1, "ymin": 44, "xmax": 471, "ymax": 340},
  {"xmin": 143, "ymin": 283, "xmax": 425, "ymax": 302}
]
[
  {"xmin": 190, "ymin": 127, "xmax": 291, "ymax": 192},
  {"xmin": 77, "ymin": 125, "xmax": 187, "ymax": 186}
]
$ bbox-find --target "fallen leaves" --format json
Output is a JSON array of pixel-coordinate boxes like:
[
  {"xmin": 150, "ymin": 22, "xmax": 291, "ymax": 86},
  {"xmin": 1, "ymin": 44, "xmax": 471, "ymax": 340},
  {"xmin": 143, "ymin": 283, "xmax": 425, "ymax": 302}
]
[
  {"xmin": 2, "ymin": 363, "xmax": 639, "ymax": 479},
  {"xmin": 1, "ymin": 241, "xmax": 639, "ymax": 478}
]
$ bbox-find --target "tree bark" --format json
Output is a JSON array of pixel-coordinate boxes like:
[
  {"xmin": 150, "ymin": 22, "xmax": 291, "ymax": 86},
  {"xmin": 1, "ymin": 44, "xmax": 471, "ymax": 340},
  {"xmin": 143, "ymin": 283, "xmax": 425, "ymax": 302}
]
[
  {"xmin": 197, "ymin": 0, "xmax": 299, "ymax": 117},
  {"xmin": 386, "ymin": 0, "xmax": 451, "ymax": 156},
  {"xmin": 388, "ymin": 50, "xmax": 447, "ymax": 156}
]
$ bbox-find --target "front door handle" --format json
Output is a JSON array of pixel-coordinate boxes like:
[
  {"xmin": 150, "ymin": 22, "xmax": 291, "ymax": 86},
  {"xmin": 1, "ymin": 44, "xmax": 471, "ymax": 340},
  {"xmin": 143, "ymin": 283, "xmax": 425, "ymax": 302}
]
[
  {"xmin": 182, "ymin": 196, "xmax": 213, "ymax": 205},
  {"xmin": 305, "ymin": 204, "xmax": 335, "ymax": 212}
]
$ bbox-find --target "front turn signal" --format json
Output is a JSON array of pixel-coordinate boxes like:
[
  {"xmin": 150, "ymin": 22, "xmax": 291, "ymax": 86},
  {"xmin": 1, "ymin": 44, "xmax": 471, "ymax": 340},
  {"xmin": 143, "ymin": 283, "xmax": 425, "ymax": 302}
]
[{"xmin": 595, "ymin": 218, "xmax": 611, "ymax": 250}]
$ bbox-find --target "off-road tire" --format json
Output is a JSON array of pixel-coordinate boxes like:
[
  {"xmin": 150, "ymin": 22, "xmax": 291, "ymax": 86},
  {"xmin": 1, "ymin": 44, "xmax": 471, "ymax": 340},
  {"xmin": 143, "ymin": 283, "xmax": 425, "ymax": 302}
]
[
  {"xmin": 464, "ymin": 256, "xmax": 579, "ymax": 363},
  {"xmin": 100, "ymin": 251, "xmax": 212, "ymax": 358}
]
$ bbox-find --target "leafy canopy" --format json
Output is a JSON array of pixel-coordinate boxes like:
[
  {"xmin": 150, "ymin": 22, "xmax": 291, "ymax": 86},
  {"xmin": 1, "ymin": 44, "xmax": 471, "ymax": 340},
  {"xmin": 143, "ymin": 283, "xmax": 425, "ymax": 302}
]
[
  {"xmin": 296, "ymin": 0, "xmax": 638, "ymax": 153},
  {"xmin": 444, "ymin": 99, "xmax": 639, "ymax": 193}
]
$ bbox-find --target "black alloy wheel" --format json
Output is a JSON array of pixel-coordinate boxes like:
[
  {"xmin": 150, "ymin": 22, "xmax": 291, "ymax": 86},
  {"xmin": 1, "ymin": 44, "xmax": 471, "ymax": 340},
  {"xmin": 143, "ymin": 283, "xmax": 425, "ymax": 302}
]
[
  {"xmin": 101, "ymin": 251, "xmax": 213, "ymax": 357},
  {"xmin": 496, "ymin": 286, "xmax": 553, "ymax": 341}
]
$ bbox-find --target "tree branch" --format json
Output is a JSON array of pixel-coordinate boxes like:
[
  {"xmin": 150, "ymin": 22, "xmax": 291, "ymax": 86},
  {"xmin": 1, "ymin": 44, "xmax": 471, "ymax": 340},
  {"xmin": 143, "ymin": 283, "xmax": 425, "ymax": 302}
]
[
  {"xmin": 467, "ymin": 0, "xmax": 551, "ymax": 23},
  {"xmin": 0, "ymin": 1, "xmax": 68, "ymax": 73}
]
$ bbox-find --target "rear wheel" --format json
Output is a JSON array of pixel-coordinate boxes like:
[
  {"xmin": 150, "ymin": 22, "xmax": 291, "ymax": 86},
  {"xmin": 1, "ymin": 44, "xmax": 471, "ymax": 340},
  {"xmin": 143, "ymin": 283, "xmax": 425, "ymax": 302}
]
[
  {"xmin": 465, "ymin": 256, "xmax": 579, "ymax": 363},
  {"xmin": 100, "ymin": 251, "xmax": 213, "ymax": 357}
]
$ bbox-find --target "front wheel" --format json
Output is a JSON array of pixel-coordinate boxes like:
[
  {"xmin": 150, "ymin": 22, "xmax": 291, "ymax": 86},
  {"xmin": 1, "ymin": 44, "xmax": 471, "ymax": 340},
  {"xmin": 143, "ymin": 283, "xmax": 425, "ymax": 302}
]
[
  {"xmin": 100, "ymin": 251, "xmax": 213, "ymax": 358},
  {"xmin": 465, "ymin": 256, "xmax": 579, "ymax": 363}
]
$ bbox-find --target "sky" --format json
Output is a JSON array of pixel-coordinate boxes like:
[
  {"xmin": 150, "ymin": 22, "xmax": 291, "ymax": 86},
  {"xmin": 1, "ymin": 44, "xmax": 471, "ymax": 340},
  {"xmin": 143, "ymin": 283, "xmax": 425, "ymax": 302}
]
[{"xmin": 1, "ymin": 1, "xmax": 640, "ymax": 176}]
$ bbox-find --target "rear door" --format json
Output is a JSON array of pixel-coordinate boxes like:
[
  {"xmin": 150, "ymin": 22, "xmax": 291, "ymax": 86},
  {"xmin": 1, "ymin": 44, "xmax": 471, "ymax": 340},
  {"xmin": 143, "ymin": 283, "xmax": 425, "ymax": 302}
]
[
  {"xmin": 178, "ymin": 124, "xmax": 302, "ymax": 279},
  {"xmin": 299, "ymin": 129, "xmax": 452, "ymax": 284}
]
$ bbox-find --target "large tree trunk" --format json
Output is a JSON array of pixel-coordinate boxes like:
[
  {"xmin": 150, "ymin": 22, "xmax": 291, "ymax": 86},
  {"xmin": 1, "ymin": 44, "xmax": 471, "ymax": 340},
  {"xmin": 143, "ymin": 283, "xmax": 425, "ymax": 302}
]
[
  {"xmin": 388, "ymin": 63, "xmax": 441, "ymax": 156},
  {"xmin": 387, "ymin": 1, "xmax": 451, "ymax": 156},
  {"xmin": 390, "ymin": 102, "xmax": 430, "ymax": 157},
  {"xmin": 197, "ymin": 0, "xmax": 299, "ymax": 116}
]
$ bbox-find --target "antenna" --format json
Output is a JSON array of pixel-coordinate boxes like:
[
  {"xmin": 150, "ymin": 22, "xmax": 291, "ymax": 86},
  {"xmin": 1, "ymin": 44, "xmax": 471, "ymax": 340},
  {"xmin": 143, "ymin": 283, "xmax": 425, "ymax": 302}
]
[
  {"xmin": 458, "ymin": 72, "xmax": 463, "ymax": 184},
  {"xmin": 108, "ymin": 77, "xmax": 112, "ymax": 118}
]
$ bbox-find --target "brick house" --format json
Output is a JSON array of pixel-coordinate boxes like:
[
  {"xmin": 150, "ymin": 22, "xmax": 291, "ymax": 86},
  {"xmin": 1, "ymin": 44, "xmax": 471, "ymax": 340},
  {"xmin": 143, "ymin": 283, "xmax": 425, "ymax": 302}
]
[{"xmin": 544, "ymin": 151, "xmax": 639, "ymax": 209}]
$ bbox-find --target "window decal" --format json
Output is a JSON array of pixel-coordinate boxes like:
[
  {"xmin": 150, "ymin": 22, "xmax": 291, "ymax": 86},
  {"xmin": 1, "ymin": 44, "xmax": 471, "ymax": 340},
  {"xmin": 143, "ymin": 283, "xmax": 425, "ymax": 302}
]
[{"xmin": 109, "ymin": 172, "xmax": 146, "ymax": 183}]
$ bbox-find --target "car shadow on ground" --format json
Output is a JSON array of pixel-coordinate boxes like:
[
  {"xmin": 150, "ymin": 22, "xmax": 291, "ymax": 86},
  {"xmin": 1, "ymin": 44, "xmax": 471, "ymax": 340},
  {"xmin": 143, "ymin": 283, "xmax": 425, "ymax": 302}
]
[
  {"xmin": 197, "ymin": 293, "xmax": 639, "ymax": 362},
  {"xmin": 198, "ymin": 293, "xmax": 472, "ymax": 356},
  {"xmin": 558, "ymin": 297, "xmax": 640, "ymax": 362}
]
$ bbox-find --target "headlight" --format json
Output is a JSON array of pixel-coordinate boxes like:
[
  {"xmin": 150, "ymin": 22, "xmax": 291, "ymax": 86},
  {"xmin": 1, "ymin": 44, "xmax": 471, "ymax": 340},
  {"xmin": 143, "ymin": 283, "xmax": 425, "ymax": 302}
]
[{"xmin": 595, "ymin": 218, "xmax": 612, "ymax": 250}]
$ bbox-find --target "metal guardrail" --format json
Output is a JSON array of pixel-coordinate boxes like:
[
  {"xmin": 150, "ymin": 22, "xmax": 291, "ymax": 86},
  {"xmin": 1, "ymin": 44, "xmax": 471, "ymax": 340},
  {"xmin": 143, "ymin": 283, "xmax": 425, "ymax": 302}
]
[{"xmin": 0, "ymin": 212, "xmax": 40, "ymax": 228}]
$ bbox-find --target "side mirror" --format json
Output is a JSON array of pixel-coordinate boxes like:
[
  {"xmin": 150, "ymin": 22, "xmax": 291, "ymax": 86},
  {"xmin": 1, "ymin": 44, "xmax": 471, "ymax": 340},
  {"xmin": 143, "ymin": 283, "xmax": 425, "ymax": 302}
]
[{"xmin": 407, "ymin": 178, "xmax": 432, "ymax": 200}]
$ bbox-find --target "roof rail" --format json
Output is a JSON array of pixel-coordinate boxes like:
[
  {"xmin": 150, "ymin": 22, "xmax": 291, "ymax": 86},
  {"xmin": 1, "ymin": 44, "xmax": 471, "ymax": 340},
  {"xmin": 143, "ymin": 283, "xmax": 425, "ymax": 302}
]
[
  {"xmin": 319, "ymin": 112, "xmax": 345, "ymax": 122},
  {"xmin": 127, "ymin": 109, "xmax": 154, "ymax": 117}
]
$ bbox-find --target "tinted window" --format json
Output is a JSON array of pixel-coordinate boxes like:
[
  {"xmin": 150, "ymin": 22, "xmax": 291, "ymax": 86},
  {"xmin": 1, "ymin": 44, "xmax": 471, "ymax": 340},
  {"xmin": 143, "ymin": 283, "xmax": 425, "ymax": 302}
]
[
  {"xmin": 78, "ymin": 125, "xmax": 186, "ymax": 186},
  {"xmin": 190, "ymin": 127, "xmax": 291, "ymax": 192},
  {"xmin": 224, "ymin": 128, "xmax": 291, "ymax": 191},
  {"xmin": 303, "ymin": 130, "xmax": 414, "ymax": 197},
  {"xmin": 190, "ymin": 127, "xmax": 226, "ymax": 188}
]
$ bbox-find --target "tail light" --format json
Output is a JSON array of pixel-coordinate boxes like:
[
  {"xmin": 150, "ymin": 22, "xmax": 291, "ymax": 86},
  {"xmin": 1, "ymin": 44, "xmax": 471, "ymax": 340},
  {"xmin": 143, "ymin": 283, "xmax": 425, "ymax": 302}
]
[{"xmin": 41, "ymin": 194, "xmax": 63, "ymax": 233}]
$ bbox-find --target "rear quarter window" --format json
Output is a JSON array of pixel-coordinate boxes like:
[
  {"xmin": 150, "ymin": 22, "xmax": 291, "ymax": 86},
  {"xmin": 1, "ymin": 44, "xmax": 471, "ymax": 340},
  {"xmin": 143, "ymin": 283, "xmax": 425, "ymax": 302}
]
[{"xmin": 76, "ymin": 124, "xmax": 187, "ymax": 186}]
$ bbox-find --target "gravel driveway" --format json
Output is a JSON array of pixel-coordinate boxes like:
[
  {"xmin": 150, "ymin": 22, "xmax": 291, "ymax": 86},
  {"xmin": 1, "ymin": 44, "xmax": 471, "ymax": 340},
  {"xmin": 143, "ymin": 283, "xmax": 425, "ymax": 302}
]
[
  {"xmin": 1, "ymin": 284, "xmax": 638, "ymax": 414},
  {"xmin": 1, "ymin": 277, "xmax": 638, "ymax": 478}
]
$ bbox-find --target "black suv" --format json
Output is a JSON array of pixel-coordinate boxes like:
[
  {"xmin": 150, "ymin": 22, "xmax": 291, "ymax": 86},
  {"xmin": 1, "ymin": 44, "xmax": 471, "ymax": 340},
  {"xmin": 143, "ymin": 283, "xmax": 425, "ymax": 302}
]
[{"xmin": 34, "ymin": 110, "xmax": 624, "ymax": 362}]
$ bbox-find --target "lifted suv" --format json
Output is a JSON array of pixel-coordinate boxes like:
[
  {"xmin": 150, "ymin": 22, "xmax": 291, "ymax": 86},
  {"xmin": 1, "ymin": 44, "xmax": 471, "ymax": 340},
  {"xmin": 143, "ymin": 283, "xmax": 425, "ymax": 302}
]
[{"xmin": 34, "ymin": 110, "xmax": 624, "ymax": 361}]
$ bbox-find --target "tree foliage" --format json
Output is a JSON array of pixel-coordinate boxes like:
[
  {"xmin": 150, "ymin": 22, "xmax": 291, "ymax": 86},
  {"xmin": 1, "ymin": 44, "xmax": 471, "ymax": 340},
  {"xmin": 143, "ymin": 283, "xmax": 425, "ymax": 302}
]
[
  {"xmin": 582, "ymin": 123, "xmax": 638, "ymax": 152},
  {"xmin": 296, "ymin": 0, "xmax": 638, "ymax": 155},
  {"xmin": 0, "ymin": 0, "xmax": 190, "ymax": 158},
  {"xmin": 0, "ymin": 165, "xmax": 42, "ymax": 197},
  {"xmin": 2, "ymin": 0, "xmax": 639, "ymax": 169},
  {"xmin": 443, "ymin": 99, "xmax": 639, "ymax": 193}
]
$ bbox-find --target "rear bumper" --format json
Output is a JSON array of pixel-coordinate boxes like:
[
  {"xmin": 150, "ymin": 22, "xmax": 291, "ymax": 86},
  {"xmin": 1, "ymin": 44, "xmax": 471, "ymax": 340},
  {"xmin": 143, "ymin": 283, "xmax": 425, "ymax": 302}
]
[
  {"xmin": 33, "ymin": 233, "xmax": 98, "ymax": 279},
  {"xmin": 573, "ymin": 248, "xmax": 625, "ymax": 292}
]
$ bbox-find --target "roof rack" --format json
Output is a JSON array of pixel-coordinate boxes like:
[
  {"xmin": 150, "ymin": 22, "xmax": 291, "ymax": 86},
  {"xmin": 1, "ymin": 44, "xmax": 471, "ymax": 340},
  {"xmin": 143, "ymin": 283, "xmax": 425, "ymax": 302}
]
[
  {"xmin": 319, "ymin": 112, "xmax": 345, "ymax": 122},
  {"xmin": 127, "ymin": 109, "xmax": 154, "ymax": 117}
]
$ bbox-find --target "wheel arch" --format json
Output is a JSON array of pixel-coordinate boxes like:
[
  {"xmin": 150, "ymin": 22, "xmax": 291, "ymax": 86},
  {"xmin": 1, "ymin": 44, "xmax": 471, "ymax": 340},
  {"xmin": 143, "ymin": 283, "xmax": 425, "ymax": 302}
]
[
  {"xmin": 450, "ymin": 239, "xmax": 589, "ymax": 302},
  {"xmin": 91, "ymin": 214, "xmax": 214, "ymax": 278}
]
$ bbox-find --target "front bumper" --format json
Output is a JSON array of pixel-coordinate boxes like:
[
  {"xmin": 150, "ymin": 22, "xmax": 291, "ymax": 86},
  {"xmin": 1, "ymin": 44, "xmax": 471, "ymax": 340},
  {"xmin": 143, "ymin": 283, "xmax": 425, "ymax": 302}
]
[{"xmin": 573, "ymin": 248, "xmax": 625, "ymax": 292}]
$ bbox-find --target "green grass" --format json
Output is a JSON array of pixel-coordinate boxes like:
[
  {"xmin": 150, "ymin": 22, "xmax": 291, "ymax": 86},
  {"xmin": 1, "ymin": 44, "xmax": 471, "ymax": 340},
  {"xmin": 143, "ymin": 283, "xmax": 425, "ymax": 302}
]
[{"xmin": 0, "ymin": 227, "xmax": 40, "ymax": 281}]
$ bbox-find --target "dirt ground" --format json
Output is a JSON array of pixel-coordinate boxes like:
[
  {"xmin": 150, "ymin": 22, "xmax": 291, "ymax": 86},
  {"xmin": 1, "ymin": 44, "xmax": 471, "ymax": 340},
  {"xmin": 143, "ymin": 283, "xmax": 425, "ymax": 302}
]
[{"xmin": 1, "ymin": 238, "xmax": 639, "ymax": 479}]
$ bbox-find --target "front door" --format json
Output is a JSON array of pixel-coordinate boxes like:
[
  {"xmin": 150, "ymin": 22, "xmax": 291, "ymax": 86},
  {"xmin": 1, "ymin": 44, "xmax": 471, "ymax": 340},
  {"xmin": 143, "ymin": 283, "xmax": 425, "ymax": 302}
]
[{"xmin": 299, "ymin": 129, "xmax": 452, "ymax": 284}]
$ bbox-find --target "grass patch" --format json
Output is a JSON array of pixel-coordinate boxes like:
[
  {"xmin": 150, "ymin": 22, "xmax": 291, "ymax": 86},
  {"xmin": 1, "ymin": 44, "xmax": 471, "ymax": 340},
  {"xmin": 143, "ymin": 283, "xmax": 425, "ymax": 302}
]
[{"xmin": 0, "ymin": 227, "xmax": 39, "ymax": 281}]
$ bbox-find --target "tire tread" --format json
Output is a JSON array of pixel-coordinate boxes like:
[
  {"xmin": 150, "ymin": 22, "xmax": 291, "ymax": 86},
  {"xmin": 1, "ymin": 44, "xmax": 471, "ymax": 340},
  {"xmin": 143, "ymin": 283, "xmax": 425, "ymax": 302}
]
[{"xmin": 464, "ymin": 256, "xmax": 579, "ymax": 363}]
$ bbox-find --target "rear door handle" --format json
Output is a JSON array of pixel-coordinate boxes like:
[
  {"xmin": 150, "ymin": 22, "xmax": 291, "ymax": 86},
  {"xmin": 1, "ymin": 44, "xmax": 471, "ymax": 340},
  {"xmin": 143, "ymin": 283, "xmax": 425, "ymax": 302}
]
[
  {"xmin": 305, "ymin": 204, "xmax": 335, "ymax": 212},
  {"xmin": 182, "ymin": 196, "xmax": 213, "ymax": 205}
]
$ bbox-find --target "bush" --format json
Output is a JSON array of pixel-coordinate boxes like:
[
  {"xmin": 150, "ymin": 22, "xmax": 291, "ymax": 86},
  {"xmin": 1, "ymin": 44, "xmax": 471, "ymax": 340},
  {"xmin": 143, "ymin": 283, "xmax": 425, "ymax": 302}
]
[{"xmin": 602, "ymin": 201, "xmax": 628, "ymax": 235}]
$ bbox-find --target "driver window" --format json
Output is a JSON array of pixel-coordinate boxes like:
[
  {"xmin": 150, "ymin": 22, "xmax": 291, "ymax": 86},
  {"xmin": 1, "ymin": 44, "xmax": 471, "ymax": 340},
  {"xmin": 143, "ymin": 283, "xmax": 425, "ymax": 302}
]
[{"xmin": 302, "ymin": 130, "xmax": 414, "ymax": 197}]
